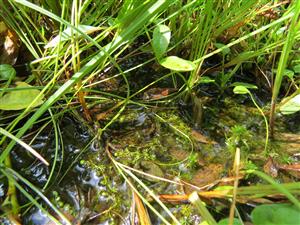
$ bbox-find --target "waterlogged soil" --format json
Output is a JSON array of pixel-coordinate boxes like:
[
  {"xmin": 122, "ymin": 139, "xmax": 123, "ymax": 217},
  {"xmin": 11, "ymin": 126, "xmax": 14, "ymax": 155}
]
[{"xmin": 3, "ymin": 97, "xmax": 300, "ymax": 224}]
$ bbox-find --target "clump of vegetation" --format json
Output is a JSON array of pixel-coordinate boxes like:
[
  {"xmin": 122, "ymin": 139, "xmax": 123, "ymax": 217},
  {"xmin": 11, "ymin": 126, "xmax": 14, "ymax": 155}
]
[{"xmin": 0, "ymin": 0, "xmax": 300, "ymax": 224}]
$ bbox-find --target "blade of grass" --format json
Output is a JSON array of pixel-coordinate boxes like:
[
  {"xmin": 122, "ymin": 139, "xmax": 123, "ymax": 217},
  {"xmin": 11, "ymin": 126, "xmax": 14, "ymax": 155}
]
[
  {"xmin": 192, "ymin": 10, "xmax": 294, "ymax": 69},
  {"xmin": 247, "ymin": 170, "xmax": 300, "ymax": 210},
  {"xmin": 106, "ymin": 144, "xmax": 179, "ymax": 224},
  {"xmin": 1, "ymin": 168, "xmax": 70, "ymax": 225},
  {"xmin": 0, "ymin": 127, "xmax": 49, "ymax": 166},
  {"xmin": 229, "ymin": 148, "xmax": 240, "ymax": 225},
  {"xmin": 188, "ymin": 191, "xmax": 217, "ymax": 225},
  {"xmin": 42, "ymin": 109, "xmax": 60, "ymax": 190}
]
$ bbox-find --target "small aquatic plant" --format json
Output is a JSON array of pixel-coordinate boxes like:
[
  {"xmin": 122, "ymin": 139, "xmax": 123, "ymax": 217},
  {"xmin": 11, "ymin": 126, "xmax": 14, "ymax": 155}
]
[
  {"xmin": 226, "ymin": 125, "xmax": 252, "ymax": 156},
  {"xmin": 233, "ymin": 85, "xmax": 269, "ymax": 153}
]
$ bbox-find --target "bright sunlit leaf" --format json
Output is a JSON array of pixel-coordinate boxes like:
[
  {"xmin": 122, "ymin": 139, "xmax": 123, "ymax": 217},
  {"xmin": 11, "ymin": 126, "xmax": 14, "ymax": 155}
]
[
  {"xmin": 251, "ymin": 204, "xmax": 299, "ymax": 225},
  {"xmin": 45, "ymin": 25, "xmax": 101, "ymax": 48},
  {"xmin": 231, "ymin": 82, "xmax": 257, "ymax": 89},
  {"xmin": 233, "ymin": 85, "xmax": 250, "ymax": 95},
  {"xmin": 160, "ymin": 56, "xmax": 196, "ymax": 71},
  {"xmin": 0, "ymin": 64, "xmax": 16, "ymax": 80},
  {"xmin": 152, "ymin": 24, "xmax": 171, "ymax": 59},
  {"xmin": 280, "ymin": 94, "xmax": 300, "ymax": 115},
  {"xmin": 0, "ymin": 82, "xmax": 44, "ymax": 110},
  {"xmin": 199, "ymin": 76, "xmax": 215, "ymax": 83}
]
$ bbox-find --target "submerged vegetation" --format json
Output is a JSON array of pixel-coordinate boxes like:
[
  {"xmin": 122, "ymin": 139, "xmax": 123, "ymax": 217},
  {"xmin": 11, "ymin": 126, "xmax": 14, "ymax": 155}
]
[{"xmin": 0, "ymin": 0, "xmax": 300, "ymax": 224}]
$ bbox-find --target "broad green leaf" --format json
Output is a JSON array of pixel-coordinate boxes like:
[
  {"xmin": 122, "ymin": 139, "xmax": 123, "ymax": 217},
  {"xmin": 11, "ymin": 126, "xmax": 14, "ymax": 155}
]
[
  {"xmin": 251, "ymin": 204, "xmax": 299, "ymax": 225},
  {"xmin": 293, "ymin": 64, "xmax": 300, "ymax": 73},
  {"xmin": 160, "ymin": 56, "xmax": 196, "ymax": 71},
  {"xmin": 218, "ymin": 218, "xmax": 242, "ymax": 225},
  {"xmin": 0, "ymin": 64, "xmax": 16, "ymax": 81},
  {"xmin": 233, "ymin": 85, "xmax": 250, "ymax": 95},
  {"xmin": 214, "ymin": 43, "xmax": 230, "ymax": 55},
  {"xmin": 0, "ymin": 82, "xmax": 44, "ymax": 110},
  {"xmin": 45, "ymin": 24, "xmax": 101, "ymax": 48},
  {"xmin": 231, "ymin": 82, "xmax": 258, "ymax": 89},
  {"xmin": 152, "ymin": 24, "xmax": 171, "ymax": 58},
  {"xmin": 280, "ymin": 94, "xmax": 300, "ymax": 115}
]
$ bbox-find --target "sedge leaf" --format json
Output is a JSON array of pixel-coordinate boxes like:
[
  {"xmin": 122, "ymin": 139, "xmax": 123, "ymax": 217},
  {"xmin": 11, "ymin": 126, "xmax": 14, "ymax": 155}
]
[
  {"xmin": 45, "ymin": 24, "xmax": 101, "ymax": 48},
  {"xmin": 214, "ymin": 43, "xmax": 230, "ymax": 55}
]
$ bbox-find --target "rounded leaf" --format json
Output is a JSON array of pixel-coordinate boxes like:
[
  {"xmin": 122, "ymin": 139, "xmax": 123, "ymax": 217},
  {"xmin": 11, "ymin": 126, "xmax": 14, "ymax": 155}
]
[
  {"xmin": 251, "ymin": 204, "xmax": 299, "ymax": 225},
  {"xmin": 233, "ymin": 85, "xmax": 250, "ymax": 95},
  {"xmin": 0, "ymin": 64, "xmax": 16, "ymax": 81},
  {"xmin": 160, "ymin": 56, "xmax": 196, "ymax": 71},
  {"xmin": 280, "ymin": 94, "xmax": 300, "ymax": 115},
  {"xmin": 0, "ymin": 82, "xmax": 44, "ymax": 110},
  {"xmin": 231, "ymin": 82, "xmax": 257, "ymax": 89},
  {"xmin": 152, "ymin": 24, "xmax": 171, "ymax": 58},
  {"xmin": 218, "ymin": 218, "xmax": 242, "ymax": 225}
]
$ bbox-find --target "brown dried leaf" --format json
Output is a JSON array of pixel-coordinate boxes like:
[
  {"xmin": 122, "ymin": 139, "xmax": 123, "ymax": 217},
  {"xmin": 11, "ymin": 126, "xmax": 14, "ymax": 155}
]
[
  {"xmin": 279, "ymin": 163, "xmax": 300, "ymax": 172},
  {"xmin": 191, "ymin": 130, "xmax": 217, "ymax": 144},
  {"xmin": 134, "ymin": 192, "xmax": 152, "ymax": 225},
  {"xmin": 142, "ymin": 88, "xmax": 176, "ymax": 100},
  {"xmin": 263, "ymin": 157, "xmax": 278, "ymax": 178},
  {"xmin": 0, "ymin": 24, "xmax": 19, "ymax": 65},
  {"xmin": 184, "ymin": 164, "xmax": 224, "ymax": 193}
]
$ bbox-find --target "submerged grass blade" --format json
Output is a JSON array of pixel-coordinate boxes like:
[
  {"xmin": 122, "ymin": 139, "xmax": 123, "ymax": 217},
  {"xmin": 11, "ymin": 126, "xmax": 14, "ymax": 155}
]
[
  {"xmin": 1, "ymin": 168, "xmax": 69, "ymax": 225},
  {"xmin": 111, "ymin": 161, "xmax": 173, "ymax": 225},
  {"xmin": 0, "ymin": 127, "xmax": 49, "ymax": 166},
  {"xmin": 118, "ymin": 163, "xmax": 180, "ymax": 224}
]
